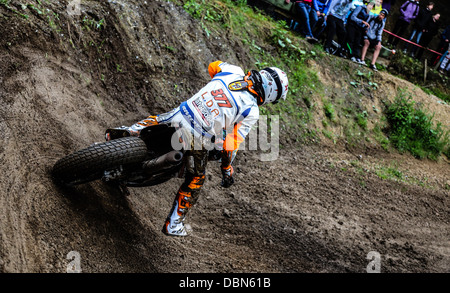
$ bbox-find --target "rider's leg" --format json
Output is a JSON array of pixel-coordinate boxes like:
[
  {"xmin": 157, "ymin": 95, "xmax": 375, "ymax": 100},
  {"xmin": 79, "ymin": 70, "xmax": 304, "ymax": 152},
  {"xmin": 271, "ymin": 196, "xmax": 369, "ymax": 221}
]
[
  {"xmin": 163, "ymin": 149, "xmax": 208, "ymax": 236},
  {"xmin": 121, "ymin": 106, "xmax": 182, "ymax": 137},
  {"xmin": 126, "ymin": 115, "xmax": 159, "ymax": 136}
]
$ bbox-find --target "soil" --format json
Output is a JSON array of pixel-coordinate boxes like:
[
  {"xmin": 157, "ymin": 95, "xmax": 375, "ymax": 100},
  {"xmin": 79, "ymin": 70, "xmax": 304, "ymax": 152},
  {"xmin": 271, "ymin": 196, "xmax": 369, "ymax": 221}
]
[{"xmin": 0, "ymin": 0, "xmax": 448, "ymax": 273}]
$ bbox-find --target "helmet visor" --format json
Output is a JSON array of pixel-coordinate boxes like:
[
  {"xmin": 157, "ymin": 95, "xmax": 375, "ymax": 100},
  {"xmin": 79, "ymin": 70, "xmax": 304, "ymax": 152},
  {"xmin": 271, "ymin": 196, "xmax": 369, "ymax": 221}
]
[{"xmin": 248, "ymin": 70, "xmax": 265, "ymax": 104}]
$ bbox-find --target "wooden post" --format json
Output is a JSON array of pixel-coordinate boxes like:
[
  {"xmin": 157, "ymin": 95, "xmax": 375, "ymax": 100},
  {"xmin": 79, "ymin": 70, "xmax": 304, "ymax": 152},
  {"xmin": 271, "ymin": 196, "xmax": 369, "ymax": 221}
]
[{"xmin": 424, "ymin": 59, "xmax": 427, "ymax": 83}]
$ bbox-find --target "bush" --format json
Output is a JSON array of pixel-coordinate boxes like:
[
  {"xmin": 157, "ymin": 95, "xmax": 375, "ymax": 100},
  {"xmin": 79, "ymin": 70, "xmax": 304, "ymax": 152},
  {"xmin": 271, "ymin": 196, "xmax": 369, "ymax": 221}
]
[
  {"xmin": 385, "ymin": 92, "xmax": 449, "ymax": 160},
  {"xmin": 323, "ymin": 100, "xmax": 335, "ymax": 120}
]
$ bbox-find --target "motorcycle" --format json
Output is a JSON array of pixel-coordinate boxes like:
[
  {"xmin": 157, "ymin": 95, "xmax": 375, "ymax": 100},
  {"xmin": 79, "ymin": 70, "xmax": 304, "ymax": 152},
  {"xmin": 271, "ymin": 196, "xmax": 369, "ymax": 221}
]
[{"xmin": 51, "ymin": 125, "xmax": 219, "ymax": 190}]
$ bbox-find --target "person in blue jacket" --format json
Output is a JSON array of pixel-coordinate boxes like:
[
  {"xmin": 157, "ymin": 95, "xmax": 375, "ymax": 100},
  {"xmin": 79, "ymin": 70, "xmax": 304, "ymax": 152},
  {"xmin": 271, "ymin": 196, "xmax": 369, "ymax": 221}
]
[
  {"xmin": 360, "ymin": 9, "xmax": 389, "ymax": 71},
  {"xmin": 324, "ymin": 0, "xmax": 354, "ymax": 57},
  {"xmin": 293, "ymin": 0, "xmax": 321, "ymax": 43},
  {"xmin": 346, "ymin": 1, "xmax": 376, "ymax": 64},
  {"xmin": 313, "ymin": 0, "xmax": 333, "ymax": 39}
]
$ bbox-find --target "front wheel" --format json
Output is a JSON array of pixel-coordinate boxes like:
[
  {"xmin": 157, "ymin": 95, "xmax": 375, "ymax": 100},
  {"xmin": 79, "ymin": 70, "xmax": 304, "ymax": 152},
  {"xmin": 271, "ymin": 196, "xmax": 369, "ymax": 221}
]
[{"xmin": 51, "ymin": 136, "xmax": 148, "ymax": 185}]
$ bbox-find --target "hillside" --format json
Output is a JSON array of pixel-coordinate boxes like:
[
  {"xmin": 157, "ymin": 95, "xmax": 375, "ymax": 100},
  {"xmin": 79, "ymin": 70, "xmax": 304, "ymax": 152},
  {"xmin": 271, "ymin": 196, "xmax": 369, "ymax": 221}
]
[{"xmin": 0, "ymin": 0, "xmax": 448, "ymax": 273}]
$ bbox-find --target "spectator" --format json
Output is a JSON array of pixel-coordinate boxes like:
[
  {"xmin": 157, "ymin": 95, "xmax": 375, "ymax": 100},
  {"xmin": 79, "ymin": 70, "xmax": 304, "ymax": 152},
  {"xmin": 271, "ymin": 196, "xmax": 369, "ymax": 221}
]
[
  {"xmin": 438, "ymin": 45, "xmax": 450, "ymax": 75},
  {"xmin": 314, "ymin": 0, "xmax": 333, "ymax": 39},
  {"xmin": 387, "ymin": 0, "xmax": 421, "ymax": 47},
  {"xmin": 324, "ymin": 0, "xmax": 354, "ymax": 56},
  {"xmin": 403, "ymin": 1, "xmax": 434, "ymax": 55},
  {"xmin": 414, "ymin": 13, "xmax": 441, "ymax": 60},
  {"xmin": 370, "ymin": 0, "xmax": 383, "ymax": 16},
  {"xmin": 350, "ymin": 0, "xmax": 364, "ymax": 9},
  {"xmin": 346, "ymin": 1, "xmax": 376, "ymax": 64},
  {"xmin": 288, "ymin": 0, "xmax": 320, "ymax": 43},
  {"xmin": 346, "ymin": 0, "xmax": 365, "ymax": 23},
  {"xmin": 436, "ymin": 25, "xmax": 450, "ymax": 57},
  {"xmin": 360, "ymin": 9, "xmax": 389, "ymax": 71}
]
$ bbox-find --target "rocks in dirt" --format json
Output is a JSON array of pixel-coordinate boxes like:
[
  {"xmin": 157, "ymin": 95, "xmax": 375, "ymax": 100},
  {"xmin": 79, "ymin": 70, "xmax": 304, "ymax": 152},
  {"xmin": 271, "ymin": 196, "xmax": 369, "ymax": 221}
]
[{"xmin": 223, "ymin": 208, "xmax": 232, "ymax": 218}]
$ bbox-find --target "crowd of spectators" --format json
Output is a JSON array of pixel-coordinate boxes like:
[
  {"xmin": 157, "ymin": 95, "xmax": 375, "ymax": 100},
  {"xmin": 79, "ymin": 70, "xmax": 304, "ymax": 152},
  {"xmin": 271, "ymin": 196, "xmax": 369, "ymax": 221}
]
[{"xmin": 285, "ymin": 0, "xmax": 449, "ymax": 74}]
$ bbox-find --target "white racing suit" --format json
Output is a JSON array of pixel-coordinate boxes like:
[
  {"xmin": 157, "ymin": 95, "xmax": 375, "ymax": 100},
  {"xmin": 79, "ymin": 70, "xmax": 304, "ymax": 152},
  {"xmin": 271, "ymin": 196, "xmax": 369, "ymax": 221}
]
[{"xmin": 129, "ymin": 61, "xmax": 260, "ymax": 236}]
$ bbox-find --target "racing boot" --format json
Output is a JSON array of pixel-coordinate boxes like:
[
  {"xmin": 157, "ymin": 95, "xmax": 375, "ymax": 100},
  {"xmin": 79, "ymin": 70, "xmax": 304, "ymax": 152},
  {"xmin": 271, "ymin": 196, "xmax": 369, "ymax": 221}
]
[
  {"xmin": 105, "ymin": 115, "xmax": 159, "ymax": 141},
  {"xmin": 162, "ymin": 189, "xmax": 194, "ymax": 236},
  {"xmin": 162, "ymin": 174, "xmax": 205, "ymax": 236},
  {"xmin": 129, "ymin": 115, "xmax": 159, "ymax": 135},
  {"xmin": 123, "ymin": 115, "xmax": 160, "ymax": 137}
]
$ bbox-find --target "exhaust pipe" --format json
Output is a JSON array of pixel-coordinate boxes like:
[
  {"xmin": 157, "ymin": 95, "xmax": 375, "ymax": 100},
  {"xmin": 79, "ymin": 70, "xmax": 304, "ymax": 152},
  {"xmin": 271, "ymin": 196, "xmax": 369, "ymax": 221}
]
[{"xmin": 142, "ymin": 151, "xmax": 183, "ymax": 174}]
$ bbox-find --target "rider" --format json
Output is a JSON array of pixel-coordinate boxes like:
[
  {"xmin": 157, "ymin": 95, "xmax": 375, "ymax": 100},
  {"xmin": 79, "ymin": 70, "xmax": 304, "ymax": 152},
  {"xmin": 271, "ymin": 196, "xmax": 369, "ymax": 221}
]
[{"xmin": 125, "ymin": 61, "xmax": 289, "ymax": 236}]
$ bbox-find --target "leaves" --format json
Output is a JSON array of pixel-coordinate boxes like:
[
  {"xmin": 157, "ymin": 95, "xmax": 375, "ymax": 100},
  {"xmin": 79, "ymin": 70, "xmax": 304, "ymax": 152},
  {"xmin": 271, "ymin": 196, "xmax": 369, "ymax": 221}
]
[
  {"xmin": 350, "ymin": 81, "xmax": 359, "ymax": 88},
  {"xmin": 385, "ymin": 91, "xmax": 449, "ymax": 160}
]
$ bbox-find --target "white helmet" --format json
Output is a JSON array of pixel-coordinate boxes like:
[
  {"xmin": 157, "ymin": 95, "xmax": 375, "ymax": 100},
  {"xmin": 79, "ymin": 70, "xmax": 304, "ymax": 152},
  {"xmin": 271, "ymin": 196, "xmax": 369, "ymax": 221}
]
[
  {"xmin": 258, "ymin": 67, "xmax": 289, "ymax": 105},
  {"xmin": 241, "ymin": 67, "xmax": 288, "ymax": 106}
]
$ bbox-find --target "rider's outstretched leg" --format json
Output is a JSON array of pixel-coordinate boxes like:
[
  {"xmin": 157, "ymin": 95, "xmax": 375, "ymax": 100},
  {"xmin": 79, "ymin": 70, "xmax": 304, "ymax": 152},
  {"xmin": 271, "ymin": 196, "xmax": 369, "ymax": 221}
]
[{"xmin": 162, "ymin": 149, "xmax": 208, "ymax": 236}]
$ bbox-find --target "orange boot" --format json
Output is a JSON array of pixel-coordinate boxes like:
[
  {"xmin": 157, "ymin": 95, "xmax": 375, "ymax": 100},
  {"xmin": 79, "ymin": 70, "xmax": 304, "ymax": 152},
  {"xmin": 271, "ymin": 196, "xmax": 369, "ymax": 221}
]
[{"xmin": 162, "ymin": 175, "xmax": 205, "ymax": 236}]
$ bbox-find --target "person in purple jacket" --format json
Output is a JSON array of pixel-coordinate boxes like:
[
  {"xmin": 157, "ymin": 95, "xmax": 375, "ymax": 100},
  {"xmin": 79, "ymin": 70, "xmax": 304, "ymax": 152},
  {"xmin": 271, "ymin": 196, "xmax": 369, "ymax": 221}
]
[{"xmin": 387, "ymin": 0, "xmax": 421, "ymax": 47}]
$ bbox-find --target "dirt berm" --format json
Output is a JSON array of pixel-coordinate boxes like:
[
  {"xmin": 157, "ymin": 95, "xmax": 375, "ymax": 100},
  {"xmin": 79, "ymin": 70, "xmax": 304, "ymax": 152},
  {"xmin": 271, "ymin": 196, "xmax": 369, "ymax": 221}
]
[{"xmin": 0, "ymin": 0, "xmax": 448, "ymax": 273}]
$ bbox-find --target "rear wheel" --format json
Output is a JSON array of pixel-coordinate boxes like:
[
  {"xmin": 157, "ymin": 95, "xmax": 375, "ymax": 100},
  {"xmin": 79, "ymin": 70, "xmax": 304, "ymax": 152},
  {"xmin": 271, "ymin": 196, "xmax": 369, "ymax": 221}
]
[{"xmin": 52, "ymin": 137, "xmax": 148, "ymax": 185}]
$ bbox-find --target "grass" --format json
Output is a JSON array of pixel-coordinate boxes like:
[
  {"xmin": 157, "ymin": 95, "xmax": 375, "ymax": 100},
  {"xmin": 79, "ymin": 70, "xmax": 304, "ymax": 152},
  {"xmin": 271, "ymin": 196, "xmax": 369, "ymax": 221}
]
[
  {"xmin": 374, "ymin": 162, "xmax": 433, "ymax": 188},
  {"xmin": 355, "ymin": 111, "xmax": 368, "ymax": 130},
  {"xmin": 373, "ymin": 123, "xmax": 390, "ymax": 151},
  {"xmin": 170, "ymin": 0, "xmax": 324, "ymax": 143},
  {"xmin": 385, "ymin": 90, "xmax": 449, "ymax": 160},
  {"xmin": 375, "ymin": 164, "xmax": 403, "ymax": 181},
  {"xmin": 169, "ymin": 0, "xmax": 449, "ymax": 157},
  {"xmin": 388, "ymin": 50, "xmax": 450, "ymax": 103},
  {"xmin": 323, "ymin": 99, "xmax": 335, "ymax": 121}
]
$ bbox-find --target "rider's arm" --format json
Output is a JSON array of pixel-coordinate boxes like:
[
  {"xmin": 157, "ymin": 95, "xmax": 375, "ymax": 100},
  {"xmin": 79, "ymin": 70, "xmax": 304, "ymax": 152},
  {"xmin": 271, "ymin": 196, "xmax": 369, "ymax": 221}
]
[
  {"xmin": 220, "ymin": 122, "xmax": 245, "ymax": 188},
  {"xmin": 376, "ymin": 21, "xmax": 385, "ymax": 42},
  {"xmin": 221, "ymin": 121, "xmax": 245, "ymax": 169},
  {"xmin": 221, "ymin": 108, "xmax": 259, "ymax": 168},
  {"xmin": 312, "ymin": 0, "xmax": 319, "ymax": 13}
]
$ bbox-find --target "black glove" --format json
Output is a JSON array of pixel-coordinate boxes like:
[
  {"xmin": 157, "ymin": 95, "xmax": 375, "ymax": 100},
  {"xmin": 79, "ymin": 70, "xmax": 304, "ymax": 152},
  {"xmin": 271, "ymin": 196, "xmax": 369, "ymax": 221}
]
[{"xmin": 221, "ymin": 165, "xmax": 234, "ymax": 188}]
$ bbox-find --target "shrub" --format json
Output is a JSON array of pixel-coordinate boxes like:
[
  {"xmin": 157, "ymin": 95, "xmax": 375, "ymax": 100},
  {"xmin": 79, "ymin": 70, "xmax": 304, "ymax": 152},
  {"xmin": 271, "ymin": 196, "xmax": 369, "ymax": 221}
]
[
  {"xmin": 323, "ymin": 100, "xmax": 335, "ymax": 120},
  {"xmin": 356, "ymin": 111, "xmax": 368, "ymax": 130},
  {"xmin": 385, "ymin": 92, "xmax": 449, "ymax": 160}
]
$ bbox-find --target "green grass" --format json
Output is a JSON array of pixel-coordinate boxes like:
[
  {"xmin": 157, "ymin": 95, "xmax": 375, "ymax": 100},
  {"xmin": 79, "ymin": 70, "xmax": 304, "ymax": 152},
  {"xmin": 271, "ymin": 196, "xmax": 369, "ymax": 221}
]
[
  {"xmin": 375, "ymin": 165, "xmax": 403, "ymax": 181},
  {"xmin": 171, "ymin": 0, "xmax": 323, "ymax": 142},
  {"xmin": 323, "ymin": 99, "xmax": 335, "ymax": 121},
  {"xmin": 388, "ymin": 51, "xmax": 450, "ymax": 103},
  {"xmin": 374, "ymin": 162, "xmax": 433, "ymax": 188},
  {"xmin": 385, "ymin": 90, "xmax": 449, "ymax": 160},
  {"xmin": 170, "ymin": 0, "xmax": 449, "ymax": 156},
  {"xmin": 355, "ymin": 111, "xmax": 368, "ymax": 130}
]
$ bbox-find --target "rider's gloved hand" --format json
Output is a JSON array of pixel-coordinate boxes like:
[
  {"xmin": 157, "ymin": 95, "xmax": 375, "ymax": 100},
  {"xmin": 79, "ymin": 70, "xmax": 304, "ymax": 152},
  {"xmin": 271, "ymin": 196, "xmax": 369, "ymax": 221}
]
[{"xmin": 221, "ymin": 165, "xmax": 234, "ymax": 188}]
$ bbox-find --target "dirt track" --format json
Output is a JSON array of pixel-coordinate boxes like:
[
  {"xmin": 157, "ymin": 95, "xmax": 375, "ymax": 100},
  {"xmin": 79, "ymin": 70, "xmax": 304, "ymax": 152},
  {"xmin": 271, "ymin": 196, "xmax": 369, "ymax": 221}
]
[{"xmin": 0, "ymin": 0, "xmax": 449, "ymax": 273}]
